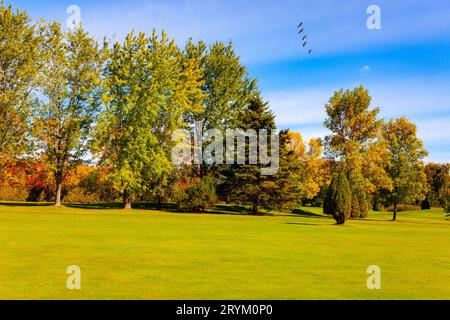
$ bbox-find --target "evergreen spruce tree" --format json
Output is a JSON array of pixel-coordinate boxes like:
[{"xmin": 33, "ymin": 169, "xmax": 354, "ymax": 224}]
[{"xmin": 222, "ymin": 96, "xmax": 300, "ymax": 215}]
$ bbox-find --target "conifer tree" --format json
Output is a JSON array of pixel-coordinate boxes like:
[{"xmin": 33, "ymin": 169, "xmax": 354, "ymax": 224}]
[
  {"xmin": 323, "ymin": 173, "xmax": 339, "ymax": 215},
  {"xmin": 333, "ymin": 173, "xmax": 352, "ymax": 224},
  {"xmin": 221, "ymin": 96, "xmax": 300, "ymax": 215}
]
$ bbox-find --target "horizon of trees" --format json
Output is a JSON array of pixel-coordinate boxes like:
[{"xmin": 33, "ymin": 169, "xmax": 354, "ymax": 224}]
[{"xmin": 1, "ymin": 2, "xmax": 449, "ymax": 222}]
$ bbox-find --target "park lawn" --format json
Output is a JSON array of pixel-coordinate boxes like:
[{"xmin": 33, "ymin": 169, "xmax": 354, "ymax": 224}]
[{"xmin": 0, "ymin": 203, "xmax": 449, "ymax": 300}]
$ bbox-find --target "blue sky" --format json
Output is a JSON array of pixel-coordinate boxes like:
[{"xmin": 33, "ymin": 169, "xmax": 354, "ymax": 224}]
[{"xmin": 9, "ymin": 0, "xmax": 450, "ymax": 162}]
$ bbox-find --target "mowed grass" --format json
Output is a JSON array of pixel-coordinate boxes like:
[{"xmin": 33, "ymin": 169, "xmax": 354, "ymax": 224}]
[{"xmin": 0, "ymin": 203, "xmax": 449, "ymax": 300}]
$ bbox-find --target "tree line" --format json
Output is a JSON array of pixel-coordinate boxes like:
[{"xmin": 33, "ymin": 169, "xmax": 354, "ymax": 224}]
[{"xmin": 1, "ymin": 2, "xmax": 449, "ymax": 222}]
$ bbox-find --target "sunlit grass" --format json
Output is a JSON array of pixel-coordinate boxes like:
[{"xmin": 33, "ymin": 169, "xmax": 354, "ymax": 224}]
[{"xmin": 0, "ymin": 203, "xmax": 448, "ymax": 299}]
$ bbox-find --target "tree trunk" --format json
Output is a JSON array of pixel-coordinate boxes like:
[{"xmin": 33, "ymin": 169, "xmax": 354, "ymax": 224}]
[
  {"xmin": 156, "ymin": 195, "xmax": 162, "ymax": 210},
  {"xmin": 55, "ymin": 181, "xmax": 62, "ymax": 207},
  {"xmin": 123, "ymin": 189, "xmax": 132, "ymax": 210},
  {"xmin": 252, "ymin": 196, "xmax": 260, "ymax": 215},
  {"xmin": 392, "ymin": 202, "xmax": 397, "ymax": 221}
]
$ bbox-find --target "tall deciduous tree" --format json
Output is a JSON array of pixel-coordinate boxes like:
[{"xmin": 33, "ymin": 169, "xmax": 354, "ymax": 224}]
[
  {"xmin": 0, "ymin": 1, "xmax": 41, "ymax": 169},
  {"xmin": 324, "ymin": 86, "xmax": 390, "ymax": 217},
  {"xmin": 33, "ymin": 23, "xmax": 103, "ymax": 206},
  {"xmin": 287, "ymin": 132, "xmax": 330, "ymax": 202},
  {"xmin": 184, "ymin": 40, "xmax": 257, "ymax": 177},
  {"xmin": 382, "ymin": 118, "xmax": 428, "ymax": 221},
  {"xmin": 187, "ymin": 40, "xmax": 256, "ymax": 130},
  {"xmin": 95, "ymin": 30, "xmax": 203, "ymax": 209}
]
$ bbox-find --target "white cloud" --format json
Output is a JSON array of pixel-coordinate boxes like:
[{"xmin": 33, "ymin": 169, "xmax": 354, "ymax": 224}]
[
  {"xmin": 265, "ymin": 80, "xmax": 450, "ymax": 162},
  {"xmin": 267, "ymin": 88, "xmax": 332, "ymax": 127},
  {"xmin": 361, "ymin": 65, "xmax": 371, "ymax": 72},
  {"xmin": 370, "ymin": 78, "xmax": 450, "ymax": 118},
  {"xmin": 415, "ymin": 117, "xmax": 450, "ymax": 144}
]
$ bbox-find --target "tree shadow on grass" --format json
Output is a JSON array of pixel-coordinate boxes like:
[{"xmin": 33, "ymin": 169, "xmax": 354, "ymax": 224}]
[
  {"xmin": 285, "ymin": 222, "xmax": 327, "ymax": 227},
  {"xmin": 0, "ymin": 202, "xmax": 53, "ymax": 207},
  {"xmin": 291, "ymin": 208, "xmax": 329, "ymax": 219},
  {"xmin": 65, "ymin": 202, "xmax": 179, "ymax": 211},
  {"xmin": 66, "ymin": 203, "xmax": 265, "ymax": 217},
  {"xmin": 208, "ymin": 205, "xmax": 253, "ymax": 216}
]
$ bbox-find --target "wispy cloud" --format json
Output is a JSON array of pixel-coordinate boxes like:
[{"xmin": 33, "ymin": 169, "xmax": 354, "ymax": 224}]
[
  {"xmin": 266, "ymin": 79, "xmax": 450, "ymax": 162},
  {"xmin": 14, "ymin": 0, "xmax": 450, "ymax": 63}
]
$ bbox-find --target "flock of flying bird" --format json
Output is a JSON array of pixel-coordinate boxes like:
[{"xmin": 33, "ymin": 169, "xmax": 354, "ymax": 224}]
[{"xmin": 297, "ymin": 21, "xmax": 313, "ymax": 55}]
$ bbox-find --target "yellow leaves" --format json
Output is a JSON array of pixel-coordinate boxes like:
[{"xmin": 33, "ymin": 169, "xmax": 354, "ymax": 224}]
[
  {"xmin": 287, "ymin": 131, "xmax": 306, "ymax": 158},
  {"xmin": 287, "ymin": 131, "xmax": 329, "ymax": 199}
]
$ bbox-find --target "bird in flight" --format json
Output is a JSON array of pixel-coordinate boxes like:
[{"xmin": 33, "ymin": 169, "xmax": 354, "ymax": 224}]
[{"xmin": 297, "ymin": 20, "xmax": 313, "ymax": 55}]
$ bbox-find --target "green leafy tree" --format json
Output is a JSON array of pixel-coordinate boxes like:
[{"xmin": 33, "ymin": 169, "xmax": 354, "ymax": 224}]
[
  {"xmin": 33, "ymin": 23, "xmax": 103, "ymax": 206},
  {"xmin": 184, "ymin": 40, "xmax": 257, "ymax": 177},
  {"xmin": 423, "ymin": 163, "xmax": 449, "ymax": 208},
  {"xmin": 324, "ymin": 86, "xmax": 390, "ymax": 217},
  {"xmin": 95, "ymin": 30, "xmax": 203, "ymax": 209},
  {"xmin": 0, "ymin": 1, "xmax": 42, "ymax": 169},
  {"xmin": 382, "ymin": 118, "xmax": 428, "ymax": 221},
  {"xmin": 186, "ymin": 40, "xmax": 256, "ymax": 130}
]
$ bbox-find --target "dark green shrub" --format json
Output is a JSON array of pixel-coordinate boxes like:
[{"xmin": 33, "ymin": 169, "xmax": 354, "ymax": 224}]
[
  {"xmin": 324, "ymin": 173, "xmax": 351, "ymax": 224},
  {"xmin": 333, "ymin": 173, "xmax": 351, "ymax": 224},
  {"xmin": 421, "ymin": 197, "xmax": 431, "ymax": 210},
  {"xmin": 446, "ymin": 196, "xmax": 450, "ymax": 216},
  {"xmin": 358, "ymin": 191, "xmax": 369, "ymax": 218},
  {"xmin": 323, "ymin": 173, "xmax": 338, "ymax": 215},
  {"xmin": 350, "ymin": 194, "xmax": 360, "ymax": 218},
  {"xmin": 174, "ymin": 177, "xmax": 217, "ymax": 213}
]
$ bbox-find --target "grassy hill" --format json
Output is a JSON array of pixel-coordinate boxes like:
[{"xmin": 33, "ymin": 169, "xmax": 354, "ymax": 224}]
[{"xmin": 0, "ymin": 203, "xmax": 448, "ymax": 299}]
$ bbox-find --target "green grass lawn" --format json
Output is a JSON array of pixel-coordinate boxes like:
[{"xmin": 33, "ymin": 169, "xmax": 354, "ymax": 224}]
[{"xmin": 0, "ymin": 203, "xmax": 449, "ymax": 300}]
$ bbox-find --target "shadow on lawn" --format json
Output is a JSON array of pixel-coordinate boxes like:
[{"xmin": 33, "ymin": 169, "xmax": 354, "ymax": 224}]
[
  {"xmin": 291, "ymin": 208, "xmax": 328, "ymax": 219},
  {"xmin": 0, "ymin": 202, "xmax": 53, "ymax": 207},
  {"xmin": 285, "ymin": 222, "xmax": 326, "ymax": 226},
  {"xmin": 208, "ymin": 205, "xmax": 254, "ymax": 216},
  {"xmin": 66, "ymin": 202, "xmax": 179, "ymax": 211}
]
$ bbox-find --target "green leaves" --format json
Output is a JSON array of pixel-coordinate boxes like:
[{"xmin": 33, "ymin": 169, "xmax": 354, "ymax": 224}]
[
  {"xmin": 324, "ymin": 86, "xmax": 390, "ymax": 217},
  {"xmin": 324, "ymin": 173, "xmax": 351, "ymax": 224},
  {"xmin": 382, "ymin": 118, "xmax": 429, "ymax": 215},
  {"xmin": 0, "ymin": 1, "xmax": 41, "ymax": 165},
  {"xmin": 32, "ymin": 23, "xmax": 103, "ymax": 204},
  {"xmin": 95, "ymin": 30, "xmax": 204, "ymax": 207}
]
